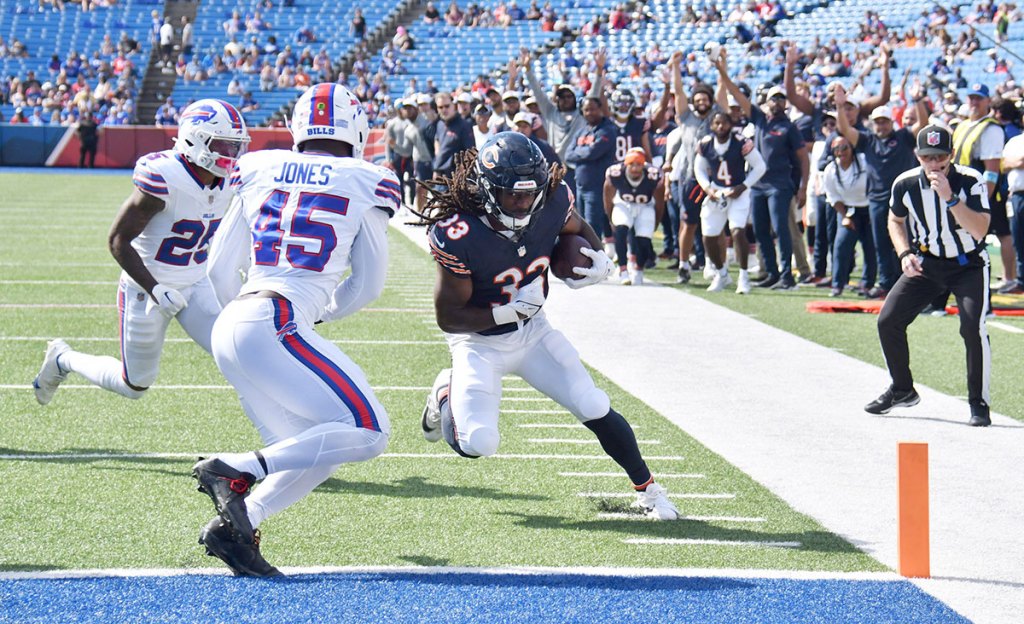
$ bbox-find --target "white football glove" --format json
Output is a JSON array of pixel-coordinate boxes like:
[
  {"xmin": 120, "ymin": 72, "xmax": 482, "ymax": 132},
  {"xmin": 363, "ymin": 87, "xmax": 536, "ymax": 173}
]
[
  {"xmin": 564, "ymin": 247, "xmax": 615, "ymax": 289},
  {"xmin": 492, "ymin": 278, "xmax": 546, "ymax": 325},
  {"xmin": 147, "ymin": 284, "xmax": 188, "ymax": 319}
]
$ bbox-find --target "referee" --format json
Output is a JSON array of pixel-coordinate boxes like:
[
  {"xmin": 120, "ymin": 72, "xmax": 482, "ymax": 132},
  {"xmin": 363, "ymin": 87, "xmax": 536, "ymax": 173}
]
[{"xmin": 865, "ymin": 124, "xmax": 993, "ymax": 426}]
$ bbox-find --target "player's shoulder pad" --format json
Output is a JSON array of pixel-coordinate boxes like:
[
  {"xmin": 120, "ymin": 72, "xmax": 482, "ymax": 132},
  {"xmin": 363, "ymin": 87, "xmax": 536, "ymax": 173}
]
[
  {"xmin": 697, "ymin": 134, "xmax": 714, "ymax": 148},
  {"xmin": 370, "ymin": 163, "xmax": 402, "ymax": 218},
  {"xmin": 606, "ymin": 163, "xmax": 624, "ymax": 178},
  {"xmin": 646, "ymin": 164, "xmax": 662, "ymax": 179},
  {"xmin": 132, "ymin": 150, "xmax": 174, "ymax": 198},
  {"xmin": 229, "ymin": 150, "xmax": 269, "ymax": 193}
]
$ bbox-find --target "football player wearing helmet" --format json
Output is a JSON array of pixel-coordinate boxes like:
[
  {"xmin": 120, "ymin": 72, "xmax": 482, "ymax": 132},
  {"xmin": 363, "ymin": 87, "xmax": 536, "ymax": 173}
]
[
  {"xmin": 417, "ymin": 132, "xmax": 679, "ymax": 520},
  {"xmin": 33, "ymin": 99, "xmax": 250, "ymax": 406},
  {"xmin": 196, "ymin": 83, "xmax": 394, "ymax": 575},
  {"xmin": 603, "ymin": 148, "xmax": 665, "ymax": 285},
  {"xmin": 694, "ymin": 111, "xmax": 767, "ymax": 294}
]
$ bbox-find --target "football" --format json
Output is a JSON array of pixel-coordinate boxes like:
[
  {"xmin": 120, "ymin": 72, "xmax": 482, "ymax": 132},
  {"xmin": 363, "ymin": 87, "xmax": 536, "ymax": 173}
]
[{"xmin": 550, "ymin": 235, "xmax": 594, "ymax": 281}]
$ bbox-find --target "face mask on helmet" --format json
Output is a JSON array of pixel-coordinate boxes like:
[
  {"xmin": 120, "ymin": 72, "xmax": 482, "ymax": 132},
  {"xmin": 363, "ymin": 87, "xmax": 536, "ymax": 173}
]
[
  {"xmin": 290, "ymin": 83, "xmax": 369, "ymax": 160},
  {"xmin": 612, "ymin": 90, "xmax": 635, "ymax": 117},
  {"xmin": 477, "ymin": 132, "xmax": 550, "ymax": 237},
  {"xmin": 175, "ymin": 99, "xmax": 250, "ymax": 178}
]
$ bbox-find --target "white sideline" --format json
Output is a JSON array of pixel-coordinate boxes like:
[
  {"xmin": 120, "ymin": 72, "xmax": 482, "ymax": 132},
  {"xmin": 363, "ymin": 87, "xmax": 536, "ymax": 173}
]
[
  {"xmin": 0, "ymin": 451, "xmax": 687, "ymax": 462},
  {"xmin": 0, "ymin": 564, "xmax": 903, "ymax": 582},
  {"xmin": 0, "ymin": 336, "xmax": 444, "ymax": 345},
  {"xmin": 624, "ymin": 538, "xmax": 802, "ymax": 549},
  {"xmin": 394, "ymin": 221, "xmax": 1024, "ymax": 623},
  {"xmin": 597, "ymin": 513, "xmax": 761, "ymax": 522}
]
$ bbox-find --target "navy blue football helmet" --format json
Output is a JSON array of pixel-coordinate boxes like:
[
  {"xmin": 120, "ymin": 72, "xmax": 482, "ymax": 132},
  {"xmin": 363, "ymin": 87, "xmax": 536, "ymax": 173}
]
[
  {"xmin": 476, "ymin": 132, "xmax": 550, "ymax": 235},
  {"xmin": 611, "ymin": 88, "xmax": 636, "ymax": 117}
]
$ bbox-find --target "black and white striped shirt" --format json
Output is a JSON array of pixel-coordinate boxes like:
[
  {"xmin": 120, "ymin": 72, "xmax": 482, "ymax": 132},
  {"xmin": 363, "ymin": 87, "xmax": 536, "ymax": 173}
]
[{"xmin": 889, "ymin": 164, "xmax": 989, "ymax": 259}]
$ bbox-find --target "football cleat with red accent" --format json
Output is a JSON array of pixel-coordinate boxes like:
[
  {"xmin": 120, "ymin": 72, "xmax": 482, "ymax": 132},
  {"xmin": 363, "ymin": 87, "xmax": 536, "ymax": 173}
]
[
  {"xmin": 421, "ymin": 368, "xmax": 450, "ymax": 443},
  {"xmin": 192, "ymin": 457, "xmax": 257, "ymax": 542},
  {"xmin": 634, "ymin": 482, "xmax": 679, "ymax": 520},
  {"xmin": 199, "ymin": 516, "xmax": 282, "ymax": 577}
]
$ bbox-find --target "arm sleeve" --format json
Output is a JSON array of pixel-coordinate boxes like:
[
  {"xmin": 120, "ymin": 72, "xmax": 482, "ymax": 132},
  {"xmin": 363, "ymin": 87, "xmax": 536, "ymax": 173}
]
[
  {"xmin": 693, "ymin": 152, "xmax": 712, "ymax": 189},
  {"xmin": 320, "ymin": 207, "xmax": 391, "ymax": 322},
  {"xmin": 206, "ymin": 195, "xmax": 251, "ymax": 308},
  {"xmin": 526, "ymin": 66, "xmax": 557, "ymax": 121},
  {"xmin": 743, "ymin": 146, "xmax": 767, "ymax": 188}
]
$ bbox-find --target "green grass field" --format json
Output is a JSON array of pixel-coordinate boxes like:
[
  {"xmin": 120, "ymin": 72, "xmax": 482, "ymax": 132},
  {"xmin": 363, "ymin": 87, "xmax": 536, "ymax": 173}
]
[{"xmin": 8, "ymin": 170, "xmax": 1008, "ymax": 576}]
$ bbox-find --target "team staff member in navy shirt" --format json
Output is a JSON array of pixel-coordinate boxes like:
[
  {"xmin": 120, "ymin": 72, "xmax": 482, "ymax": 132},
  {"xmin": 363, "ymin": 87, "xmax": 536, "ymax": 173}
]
[
  {"xmin": 834, "ymin": 85, "xmax": 928, "ymax": 299},
  {"xmin": 867, "ymin": 125, "xmax": 992, "ymax": 427},
  {"xmin": 718, "ymin": 59, "xmax": 808, "ymax": 290},
  {"xmin": 566, "ymin": 97, "xmax": 618, "ymax": 252},
  {"xmin": 433, "ymin": 92, "xmax": 476, "ymax": 178}
]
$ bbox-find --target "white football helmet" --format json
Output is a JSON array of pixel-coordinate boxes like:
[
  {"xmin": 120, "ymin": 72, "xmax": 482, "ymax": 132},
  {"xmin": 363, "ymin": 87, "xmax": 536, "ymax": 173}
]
[
  {"xmin": 291, "ymin": 83, "xmax": 369, "ymax": 159},
  {"xmin": 175, "ymin": 99, "xmax": 250, "ymax": 178}
]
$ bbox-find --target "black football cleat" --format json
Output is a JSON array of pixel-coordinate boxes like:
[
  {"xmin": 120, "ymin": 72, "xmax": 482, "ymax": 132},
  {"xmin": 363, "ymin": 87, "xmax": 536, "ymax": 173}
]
[
  {"xmin": 864, "ymin": 386, "xmax": 921, "ymax": 415},
  {"xmin": 968, "ymin": 400, "xmax": 991, "ymax": 427},
  {"xmin": 199, "ymin": 517, "xmax": 282, "ymax": 577},
  {"xmin": 192, "ymin": 457, "xmax": 257, "ymax": 542}
]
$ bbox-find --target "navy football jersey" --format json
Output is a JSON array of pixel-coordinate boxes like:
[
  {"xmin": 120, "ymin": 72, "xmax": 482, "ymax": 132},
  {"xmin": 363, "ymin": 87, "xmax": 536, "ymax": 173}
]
[
  {"xmin": 613, "ymin": 116, "xmax": 651, "ymax": 162},
  {"xmin": 428, "ymin": 182, "xmax": 574, "ymax": 335},
  {"xmin": 649, "ymin": 121, "xmax": 676, "ymax": 169},
  {"xmin": 606, "ymin": 163, "xmax": 661, "ymax": 205},
  {"xmin": 697, "ymin": 132, "xmax": 750, "ymax": 188}
]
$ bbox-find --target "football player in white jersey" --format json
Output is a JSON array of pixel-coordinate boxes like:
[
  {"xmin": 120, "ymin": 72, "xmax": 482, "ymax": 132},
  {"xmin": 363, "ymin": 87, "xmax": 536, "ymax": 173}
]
[
  {"xmin": 32, "ymin": 99, "xmax": 250, "ymax": 405},
  {"xmin": 193, "ymin": 83, "xmax": 395, "ymax": 576}
]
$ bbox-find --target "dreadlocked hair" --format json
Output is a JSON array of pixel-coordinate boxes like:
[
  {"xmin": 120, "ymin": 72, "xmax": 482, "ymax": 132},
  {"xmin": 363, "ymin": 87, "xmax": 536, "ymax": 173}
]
[{"xmin": 410, "ymin": 149, "xmax": 567, "ymax": 225}]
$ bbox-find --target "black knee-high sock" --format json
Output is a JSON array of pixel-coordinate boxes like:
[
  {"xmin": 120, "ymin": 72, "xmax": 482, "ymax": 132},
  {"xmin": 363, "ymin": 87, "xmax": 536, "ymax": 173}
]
[
  {"xmin": 636, "ymin": 236, "xmax": 652, "ymax": 269},
  {"xmin": 614, "ymin": 226, "xmax": 630, "ymax": 267},
  {"xmin": 583, "ymin": 409, "xmax": 652, "ymax": 487}
]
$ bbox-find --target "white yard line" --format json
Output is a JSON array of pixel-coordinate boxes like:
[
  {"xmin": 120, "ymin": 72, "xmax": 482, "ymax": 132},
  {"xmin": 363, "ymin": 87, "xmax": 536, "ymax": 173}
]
[
  {"xmin": 528, "ymin": 438, "xmax": 661, "ymax": 445},
  {"xmin": 561, "ymin": 472, "xmax": 700, "ymax": 478},
  {"xmin": 597, "ymin": 513, "xmax": 763, "ymax": 522},
  {"xmin": 0, "ymin": 304, "xmax": 434, "ymax": 313},
  {"xmin": 0, "ymin": 564, "xmax": 903, "ymax": 582},
  {"xmin": 0, "ymin": 451, "xmax": 687, "ymax": 462},
  {"xmin": 502, "ymin": 409, "xmax": 572, "ymax": 414},
  {"xmin": 0, "ymin": 336, "xmax": 443, "ymax": 345},
  {"xmin": 0, "ymin": 280, "xmax": 118, "ymax": 285},
  {"xmin": 0, "ymin": 385, "xmax": 432, "ymax": 391},
  {"xmin": 623, "ymin": 538, "xmax": 801, "ymax": 549},
  {"xmin": 578, "ymin": 492, "xmax": 733, "ymax": 499},
  {"xmin": 988, "ymin": 320, "xmax": 1024, "ymax": 334}
]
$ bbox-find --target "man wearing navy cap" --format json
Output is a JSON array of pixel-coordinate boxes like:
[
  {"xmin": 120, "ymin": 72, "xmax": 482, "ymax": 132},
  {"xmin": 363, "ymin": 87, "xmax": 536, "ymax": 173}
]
[{"xmin": 952, "ymin": 83, "xmax": 1015, "ymax": 288}]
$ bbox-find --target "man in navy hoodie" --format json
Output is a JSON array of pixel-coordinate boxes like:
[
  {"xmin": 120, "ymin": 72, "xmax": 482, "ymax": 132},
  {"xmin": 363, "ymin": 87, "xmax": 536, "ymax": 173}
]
[{"xmin": 566, "ymin": 97, "xmax": 617, "ymax": 255}]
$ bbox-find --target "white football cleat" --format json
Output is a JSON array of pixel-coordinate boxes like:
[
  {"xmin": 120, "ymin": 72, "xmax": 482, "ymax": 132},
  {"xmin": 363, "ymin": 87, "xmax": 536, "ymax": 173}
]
[
  {"xmin": 736, "ymin": 269, "xmax": 752, "ymax": 295},
  {"xmin": 634, "ymin": 482, "xmax": 679, "ymax": 520},
  {"xmin": 703, "ymin": 263, "xmax": 717, "ymax": 281},
  {"xmin": 707, "ymin": 269, "xmax": 731, "ymax": 292},
  {"xmin": 33, "ymin": 339, "xmax": 71, "ymax": 405},
  {"xmin": 618, "ymin": 268, "xmax": 632, "ymax": 285},
  {"xmin": 421, "ymin": 368, "xmax": 450, "ymax": 443},
  {"xmin": 631, "ymin": 270, "xmax": 644, "ymax": 286}
]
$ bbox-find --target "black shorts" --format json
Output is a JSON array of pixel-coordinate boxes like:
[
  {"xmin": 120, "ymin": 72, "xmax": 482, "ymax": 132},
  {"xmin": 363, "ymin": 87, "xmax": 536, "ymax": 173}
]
[
  {"xmin": 679, "ymin": 178, "xmax": 705, "ymax": 225},
  {"xmin": 989, "ymin": 195, "xmax": 1010, "ymax": 236},
  {"xmin": 414, "ymin": 161, "xmax": 433, "ymax": 182}
]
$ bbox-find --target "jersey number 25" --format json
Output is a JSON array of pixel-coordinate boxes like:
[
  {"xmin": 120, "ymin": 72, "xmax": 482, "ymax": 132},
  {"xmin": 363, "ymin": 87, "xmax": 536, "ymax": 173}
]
[{"xmin": 252, "ymin": 190, "xmax": 350, "ymax": 271}]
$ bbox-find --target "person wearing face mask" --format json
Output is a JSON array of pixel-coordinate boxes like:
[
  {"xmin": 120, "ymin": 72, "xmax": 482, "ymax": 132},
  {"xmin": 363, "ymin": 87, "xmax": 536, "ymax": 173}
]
[{"xmin": 866, "ymin": 124, "xmax": 993, "ymax": 427}]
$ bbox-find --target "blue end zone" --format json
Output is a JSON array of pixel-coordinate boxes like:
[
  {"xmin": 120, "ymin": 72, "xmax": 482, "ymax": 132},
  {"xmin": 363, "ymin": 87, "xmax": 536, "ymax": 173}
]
[{"xmin": 0, "ymin": 571, "xmax": 967, "ymax": 623}]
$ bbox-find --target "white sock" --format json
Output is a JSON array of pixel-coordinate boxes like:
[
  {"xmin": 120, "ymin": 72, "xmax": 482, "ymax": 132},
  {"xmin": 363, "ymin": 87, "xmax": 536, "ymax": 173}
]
[
  {"xmin": 681, "ymin": 260, "xmax": 691, "ymax": 270},
  {"xmin": 719, "ymin": 266, "xmax": 728, "ymax": 276},
  {"xmin": 60, "ymin": 350, "xmax": 145, "ymax": 399},
  {"xmin": 217, "ymin": 452, "xmax": 267, "ymax": 480},
  {"xmin": 740, "ymin": 269, "xmax": 749, "ymax": 278}
]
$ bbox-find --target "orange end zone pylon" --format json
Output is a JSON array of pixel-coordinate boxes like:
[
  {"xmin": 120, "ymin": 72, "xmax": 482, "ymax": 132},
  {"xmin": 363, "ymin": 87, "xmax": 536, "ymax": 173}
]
[{"xmin": 897, "ymin": 442, "xmax": 930, "ymax": 578}]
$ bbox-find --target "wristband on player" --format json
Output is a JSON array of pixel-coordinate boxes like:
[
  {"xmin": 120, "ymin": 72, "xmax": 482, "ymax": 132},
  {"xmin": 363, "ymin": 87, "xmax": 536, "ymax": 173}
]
[
  {"xmin": 898, "ymin": 249, "xmax": 916, "ymax": 262},
  {"xmin": 492, "ymin": 304, "xmax": 521, "ymax": 326},
  {"xmin": 984, "ymin": 170, "xmax": 999, "ymax": 185},
  {"xmin": 946, "ymin": 196, "xmax": 959, "ymax": 208}
]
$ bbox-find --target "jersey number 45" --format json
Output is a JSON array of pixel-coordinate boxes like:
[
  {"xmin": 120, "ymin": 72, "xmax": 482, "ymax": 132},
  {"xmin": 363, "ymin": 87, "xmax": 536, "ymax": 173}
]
[{"xmin": 252, "ymin": 190, "xmax": 350, "ymax": 272}]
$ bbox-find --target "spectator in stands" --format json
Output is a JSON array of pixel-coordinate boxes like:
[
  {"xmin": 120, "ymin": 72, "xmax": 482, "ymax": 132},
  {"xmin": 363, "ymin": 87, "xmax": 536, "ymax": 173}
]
[
  {"xmin": 154, "ymin": 97, "xmax": 177, "ymax": 127},
  {"xmin": 608, "ymin": 4, "xmax": 629, "ymax": 29},
  {"xmin": 393, "ymin": 26, "xmax": 414, "ymax": 52},
  {"xmin": 277, "ymin": 67, "xmax": 296, "ymax": 89},
  {"xmin": 432, "ymin": 91, "xmax": 475, "ymax": 178},
  {"xmin": 294, "ymin": 66, "xmax": 311, "ymax": 89},
  {"xmin": 521, "ymin": 48, "xmax": 602, "ymax": 190},
  {"xmin": 182, "ymin": 16, "xmax": 193, "ymax": 57},
  {"xmin": 466, "ymin": 102, "xmax": 491, "ymax": 147},
  {"xmin": 526, "ymin": 1, "xmax": 541, "ymax": 20},
  {"xmin": 385, "ymin": 100, "xmax": 416, "ymax": 205},
  {"xmin": 512, "ymin": 111, "xmax": 559, "ymax": 165},
  {"xmin": 247, "ymin": 11, "xmax": 270, "ymax": 33},
  {"xmin": 566, "ymin": 97, "xmax": 617, "ymax": 250},
  {"xmin": 508, "ymin": 1, "xmax": 525, "ymax": 21},
  {"xmin": 159, "ymin": 18, "xmax": 174, "ymax": 66},
  {"xmin": 423, "ymin": 2, "xmax": 441, "ymax": 24},
  {"xmin": 455, "ymin": 91, "xmax": 474, "ymax": 120},
  {"xmin": 295, "ymin": 25, "xmax": 316, "ymax": 45},
  {"xmin": 446, "ymin": 1, "xmax": 464, "ymax": 27},
  {"xmin": 10, "ymin": 107, "xmax": 27, "ymax": 124}
]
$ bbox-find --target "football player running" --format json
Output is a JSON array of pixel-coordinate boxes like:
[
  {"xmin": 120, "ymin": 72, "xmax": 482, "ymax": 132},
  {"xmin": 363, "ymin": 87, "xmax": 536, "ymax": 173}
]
[
  {"xmin": 603, "ymin": 148, "xmax": 665, "ymax": 285},
  {"xmin": 194, "ymin": 83, "xmax": 395, "ymax": 576},
  {"xmin": 32, "ymin": 99, "xmax": 250, "ymax": 405},
  {"xmin": 419, "ymin": 131, "xmax": 679, "ymax": 520},
  {"xmin": 693, "ymin": 111, "xmax": 766, "ymax": 294}
]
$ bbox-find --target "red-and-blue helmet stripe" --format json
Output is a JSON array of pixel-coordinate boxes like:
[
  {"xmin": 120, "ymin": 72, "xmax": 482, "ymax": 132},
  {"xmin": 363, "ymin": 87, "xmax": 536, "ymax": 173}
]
[
  {"xmin": 308, "ymin": 84, "xmax": 336, "ymax": 127},
  {"xmin": 215, "ymin": 100, "xmax": 243, "ymax": 130},
  {"xmin": 272, "ymin": 299, "xmax": 381, "ymax": 432}
]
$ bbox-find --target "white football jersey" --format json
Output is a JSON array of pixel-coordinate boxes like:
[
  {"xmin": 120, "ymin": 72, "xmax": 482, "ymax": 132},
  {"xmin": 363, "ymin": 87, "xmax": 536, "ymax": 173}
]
[
  {"xmin": 129, "ymin": 150, "xmax": 233, "ymax": 290},
  {"xmin": 229, "ymin": 149, "xmax": 399, "ymax": 322}
]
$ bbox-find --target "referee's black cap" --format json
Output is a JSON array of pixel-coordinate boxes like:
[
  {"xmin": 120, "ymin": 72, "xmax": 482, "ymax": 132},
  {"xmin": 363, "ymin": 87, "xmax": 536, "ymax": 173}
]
[{"xmin": 916, "ymin": 124, "xmax": 953, "ymax": 156}]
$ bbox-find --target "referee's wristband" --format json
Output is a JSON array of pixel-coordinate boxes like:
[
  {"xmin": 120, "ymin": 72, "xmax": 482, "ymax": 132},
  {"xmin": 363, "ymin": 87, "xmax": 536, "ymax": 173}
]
[
  {"xmin": 945, "ymin": 196, "xmax": 959, "ymax": 208},
  {"xmin": 898, "ymin": 249, "xmax": 916, "ymax": 262}
]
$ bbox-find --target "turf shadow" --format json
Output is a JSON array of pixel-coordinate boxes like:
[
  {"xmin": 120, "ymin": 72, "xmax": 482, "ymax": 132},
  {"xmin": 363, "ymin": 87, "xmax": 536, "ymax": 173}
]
[{"xmin": 317, "ymin": 476, "xmax": 547, "ymax": 502}]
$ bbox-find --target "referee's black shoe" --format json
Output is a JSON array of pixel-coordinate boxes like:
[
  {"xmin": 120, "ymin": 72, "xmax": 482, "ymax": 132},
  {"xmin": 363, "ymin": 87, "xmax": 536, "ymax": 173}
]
[
  {"xmin": 968, "ymin": 400, "xmax": 991, "ymax": 427},
  {"xmin": 864, "ymin": 386, "xmax": 921, "ymax": 414}
]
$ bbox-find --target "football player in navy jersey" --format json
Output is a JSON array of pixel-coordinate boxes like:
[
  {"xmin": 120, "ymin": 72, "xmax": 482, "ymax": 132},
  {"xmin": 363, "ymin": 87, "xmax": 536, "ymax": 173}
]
[
  {"xmin": 604, "ymin": 148, "xmax": 665, "ymax": 285},
  {"xmin": 419, "ymin": 132, "xmax": 680, "ymax": 520},
  {"xmin": 610, "ymin": 89, "xmax": 652, "ymax": 161},
  {"xmin": 694, "ymin": 111, "xmax": 766, "ymax": 294}
]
